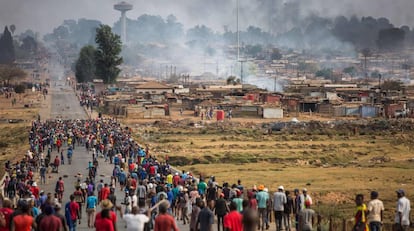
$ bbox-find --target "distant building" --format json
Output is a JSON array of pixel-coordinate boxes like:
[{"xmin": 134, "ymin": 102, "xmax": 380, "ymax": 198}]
[{"xmin": 134, "ymin": 81, "xmax": 173, "ymax": 94}]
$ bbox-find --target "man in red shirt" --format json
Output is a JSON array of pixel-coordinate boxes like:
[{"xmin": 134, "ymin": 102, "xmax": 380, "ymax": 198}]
[
  {"xmin": 73, "ymin": 187, "xmax": 84, "ymax": 221},
  {"xmin": 0, "ymin": 199, "xmax": 14, "ymax": 231},
  {"xmin": 56, "ymin": 177, "xmax": 64, "ymax": 202},
  {"xmin": 173, "ymin": 173, "xmax": 180, "ymax": 186},
  {"xmin": 154, "ymin": 202, "xmax": 178, "ymax": 231},
  {"xmin": 54, "ymin": 156, "xmax": 60, "ymax": 173},
  {"xmin": 149, "ymin": 165, "xmax": 156, "ymax": 178},
  {"xmin": 100, "ymin": 184, "xmax": 110, "ymax": 201},
  {"xmin": 130, "ymin": 177, "xmax": 137, "ymax": 192},
  {"xmin": 57, "ymin": 139, "xmax": 62, "ymax": 153},
  {"xmin": 95, "ymin": 200, "xmax": 117, "ymax": 231},
  {"xmin": 224, "ymin": 201, "xmax": 243, "ymax": 231},
  {"xmin": 69, "ymin": 194, "xmax": 80, "ymax": 227},
  {"xmin": 128, "ymin": 162, "xmax": 135, "ymax": 172},
  {"xmin": 30, "ymin": 182, "xmax": 39, "ymax": 200},
  {"xmin": 39, "ymin": 205, "xmax": 63, "ymax": 231}
]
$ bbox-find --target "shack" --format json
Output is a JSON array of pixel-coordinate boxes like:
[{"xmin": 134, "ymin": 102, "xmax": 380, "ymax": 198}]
[{"xmin": 262, "ymin": 107, "xmax": 283, "ymax": 119}]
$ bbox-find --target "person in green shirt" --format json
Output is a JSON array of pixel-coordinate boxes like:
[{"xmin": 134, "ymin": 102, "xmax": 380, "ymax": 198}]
[
  {"xmin": 198, "ymin": 179, "xmax": 208, "ymax": 197},
  {"xmin": 233, "ymin": 191, "xmax": 244, "ymax": 212},
  {"xmin": 172, "ymin": 185, "xmax": 180, "ymax": 217},
  {"xmin": 256, "ymin": 185, "xmax": 269, "ymax": 230}
]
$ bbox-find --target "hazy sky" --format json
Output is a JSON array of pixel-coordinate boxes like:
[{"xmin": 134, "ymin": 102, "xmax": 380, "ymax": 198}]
[{"xmin": 1, "ymin": 0, "xmax": 414, "ymax": 35}]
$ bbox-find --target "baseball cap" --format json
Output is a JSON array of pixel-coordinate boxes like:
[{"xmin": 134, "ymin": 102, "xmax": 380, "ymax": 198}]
[
  {"xmin": 278, "ymin": 185, "xmax": 284, "ymax": 191},
  {"xmin": 396, "ymin": 189, "xmax": 405, "ymax": 195}
]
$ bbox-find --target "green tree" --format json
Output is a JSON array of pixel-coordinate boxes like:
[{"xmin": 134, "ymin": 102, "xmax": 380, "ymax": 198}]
[
  {"xmin": 244, "ymin": 44, "xmax": 263, "ymax": 58},
  {"xmin": 14, "ymin": 84, "xmax": 26, "ymax": 94},
  {"xmin": 381, "ymin": 80, "xmax": 403, "ymax": 91},
  {"xmin": 20, "ymin": 36, "xmax": 37, "ymax": 54},
  {"xmin": 0, "ymin": 27, "xmax": 15, "ymax": 64},
  {"xmin": 343, "ymin": 66, "xmax": 357, "ymax": 76},
  {"xmin": 361, "ymin": 48, "xmax": 372, "ymax": 74},
  {"xmin": 271, "ymin": 48, "xmax": 282, "ymax": 60},
  {"xmin": 94, "ymin": 25, "xmax": 123, "ymax": 84},
  {"xmin": 298, "ymin": 62, "xmax": 319, "ymax": 74},
  {"xmin": 371, "ymin": 70, "xmax": 380, "ymax": 78},
  {"xmin": 315, "ymin": 68, "xmax": 333, "ymax": 78},
  {"xmin": 75, "ymin": 45, "xmax": 96, "ymax": 83}
]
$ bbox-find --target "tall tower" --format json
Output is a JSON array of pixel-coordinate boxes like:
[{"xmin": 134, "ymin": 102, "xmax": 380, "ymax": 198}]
[{"xmin": 114, "ymin": 1, "xmax": 133, "ymax": 44}]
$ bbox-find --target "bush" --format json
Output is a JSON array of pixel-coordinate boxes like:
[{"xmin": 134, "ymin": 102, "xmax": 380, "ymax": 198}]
[{"xmin": 14, "ymin": 84, "xmax": 26, "ymax": 94}]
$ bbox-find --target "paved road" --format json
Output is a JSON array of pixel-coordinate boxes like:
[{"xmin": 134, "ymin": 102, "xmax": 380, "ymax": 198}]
[
  {"xmin": 40, "ymin": 77, "xmax": 193, "ymax": 231},
  {"xmin": 40, "ymin": 77, "xmax": 129, "ymax": 230},
  {"xmin": 49, "ymin": 83, "xmax": 87, "ymax": 120}
]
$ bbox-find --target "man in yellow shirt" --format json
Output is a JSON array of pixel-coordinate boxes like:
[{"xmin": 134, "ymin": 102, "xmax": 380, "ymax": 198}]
[{"xmin": 166, "ymin": 172, "xmax": 173, "ymax": 185}]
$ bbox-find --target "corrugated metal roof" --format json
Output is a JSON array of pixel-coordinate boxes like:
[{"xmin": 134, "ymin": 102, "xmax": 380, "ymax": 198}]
[{"xmin": 135, "ymin": 81, "xmax": 172, "ymax": 89}]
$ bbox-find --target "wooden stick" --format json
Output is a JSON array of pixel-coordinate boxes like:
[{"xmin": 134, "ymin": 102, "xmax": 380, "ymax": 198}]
[{"xmin": 150, "ymin": 199, "xmax": 169, "ymax": 211}]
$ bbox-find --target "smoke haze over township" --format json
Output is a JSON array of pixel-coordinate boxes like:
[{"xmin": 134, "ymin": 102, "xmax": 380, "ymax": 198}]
[{"xmin": 1, "ymin": 0, "xmax": 414, "ymax": 35}]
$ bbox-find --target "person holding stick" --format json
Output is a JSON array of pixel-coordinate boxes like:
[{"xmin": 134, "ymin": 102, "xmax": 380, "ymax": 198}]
[{"xmin": 154, "ymin": 200, "xmax": 179, "ymax": 231}]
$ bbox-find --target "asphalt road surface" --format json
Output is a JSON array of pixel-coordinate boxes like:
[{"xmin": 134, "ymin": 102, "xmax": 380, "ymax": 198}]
[
  {"xmin": 41, "ymin": 78, "xmax": 193, "ymax": 231},
  {"xmin": 41, "ymin": 78, "xmax": 130, "ymax": 230},
  {"xmin": 49, "ymin": 81, "xmax": 88, "ymax": 121}
]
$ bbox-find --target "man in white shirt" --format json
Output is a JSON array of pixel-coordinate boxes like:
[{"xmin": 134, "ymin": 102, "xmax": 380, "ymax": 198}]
[
  {"xmin": 367, "ymin": 191, "xmax": 384, "ymax": 231},
  {"xmin": 122, "ymin": 206, "xmax": 150, "ymax": 231},
  {"xmin": 273, "ymin": 186, "xmax": 287, "ymax": 231},
  {"xmin": 300, "ymin": 188, "xmax": 313, "ymax": 210},
  {"xmin": 395, "ymin": 189, "xmax": 411, "ymax": 231},
  {"xmin": 123, "ymin": 191, "xmax": 132, "ymax": 214},
  {"xmin": 131, "ymin": 193, "xmax": 138, "ymax": 208}
]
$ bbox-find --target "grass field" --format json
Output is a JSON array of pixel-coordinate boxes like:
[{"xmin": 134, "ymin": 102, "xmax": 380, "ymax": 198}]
[
  {"xmin": 0, "ymin": 91, "xmax": 45, "ymax": 177},
  {"xmin": 129, "ymin": 118, "xmax": 414, "ymax": 223}
]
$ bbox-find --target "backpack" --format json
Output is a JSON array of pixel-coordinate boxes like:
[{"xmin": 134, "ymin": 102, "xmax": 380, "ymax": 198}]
[{"xmin": 178, "ymin": 193, "xmax": 185, "ymax": 203}]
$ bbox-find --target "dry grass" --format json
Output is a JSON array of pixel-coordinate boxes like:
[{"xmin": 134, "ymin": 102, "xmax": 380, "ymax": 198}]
[
  {"xmin": 0, "ymin": 90, "xmax": 44, "ymax": 176},
  {"xmin": 126, "ymin": 118, "xmax": 414, "ymax": 222}
]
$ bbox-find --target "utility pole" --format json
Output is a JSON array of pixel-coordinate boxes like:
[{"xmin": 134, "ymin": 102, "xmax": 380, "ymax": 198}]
[
  {"xmin": 239, "ymin": 59, "xmax": 246, "ymax": 85},
  {"xmin": 216, "ymin": 60, "xmax": 219, "ymax": 77},
  {"xmin": 158, "ymin": 64, "xmax": 161, "ymax": 80},
  {"xmin": 237, "ymin": 0, "xmax": 240, "ymax": 62}
]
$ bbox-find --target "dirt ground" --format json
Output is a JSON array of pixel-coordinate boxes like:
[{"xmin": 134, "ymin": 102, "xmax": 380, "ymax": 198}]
[{"xmin": 121, "ymin": 107, "xmax": 414, "ymax": 223}]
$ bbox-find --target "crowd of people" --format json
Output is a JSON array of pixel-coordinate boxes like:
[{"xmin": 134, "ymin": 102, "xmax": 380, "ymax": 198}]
[{"xmin": 0, "ymin": 116, "xmax": 410, "ymax": 231}]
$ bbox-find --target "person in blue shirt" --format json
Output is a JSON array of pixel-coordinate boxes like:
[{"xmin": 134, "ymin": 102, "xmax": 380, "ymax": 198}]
[
  {"xmin": 114, "ymin": 155, "xmax": 120, "ymax": 166},
  {"xmin": 167, "ymin": 186, "xmax": 174, "ymax": 213},
  {"xmin": 118, "ymin": 169, "xmax": 127, "ymax": 191},
  {"xmin": 86, "ymin": 192, "xmax": 98, "ymax": 228},
  {"xmin": 67, "ymin": 147, "xmax": 73, "ymax": 164}
]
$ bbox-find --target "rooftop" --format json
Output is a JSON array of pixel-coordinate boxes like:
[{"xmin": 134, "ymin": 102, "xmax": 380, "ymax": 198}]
[{"xmin": 135, "ymin": 81, "xmax": 172, "ymax": 89}]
